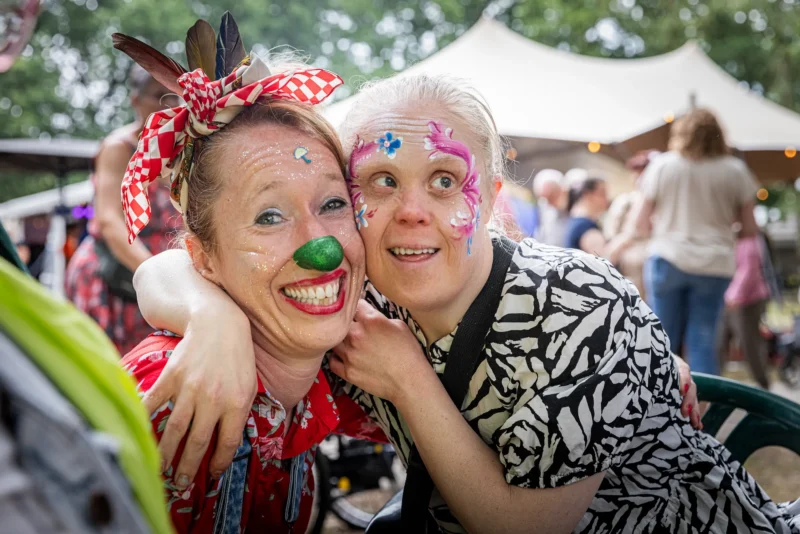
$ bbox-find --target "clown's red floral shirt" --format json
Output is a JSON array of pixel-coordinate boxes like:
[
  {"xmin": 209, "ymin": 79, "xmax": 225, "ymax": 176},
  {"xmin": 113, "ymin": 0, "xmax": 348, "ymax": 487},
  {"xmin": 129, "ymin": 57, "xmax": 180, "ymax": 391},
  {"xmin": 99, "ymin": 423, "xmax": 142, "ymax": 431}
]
[{"xmin": 121, "ymin": 333, "xmax": 386, "ymax": 534}]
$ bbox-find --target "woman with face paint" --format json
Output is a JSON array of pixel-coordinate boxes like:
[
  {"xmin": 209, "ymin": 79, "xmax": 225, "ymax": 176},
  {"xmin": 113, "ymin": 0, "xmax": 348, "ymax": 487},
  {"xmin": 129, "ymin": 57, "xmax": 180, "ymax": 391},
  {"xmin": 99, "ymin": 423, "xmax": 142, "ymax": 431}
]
[
  {"xmin": 111, "ymin": 17, "xmax": 387, "ymax": 534},
  {"xmin": 133, "ymin": 75, "xmax": 800, "ymax": 534}
]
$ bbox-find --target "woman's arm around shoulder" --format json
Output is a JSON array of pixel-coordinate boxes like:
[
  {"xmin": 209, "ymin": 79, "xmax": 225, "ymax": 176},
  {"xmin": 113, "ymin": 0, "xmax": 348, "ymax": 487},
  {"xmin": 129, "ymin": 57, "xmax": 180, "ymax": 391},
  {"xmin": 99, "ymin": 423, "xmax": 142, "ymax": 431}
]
[{"xmin": 133, "ymin": 249, "xmax": 257, "ymax": 487}]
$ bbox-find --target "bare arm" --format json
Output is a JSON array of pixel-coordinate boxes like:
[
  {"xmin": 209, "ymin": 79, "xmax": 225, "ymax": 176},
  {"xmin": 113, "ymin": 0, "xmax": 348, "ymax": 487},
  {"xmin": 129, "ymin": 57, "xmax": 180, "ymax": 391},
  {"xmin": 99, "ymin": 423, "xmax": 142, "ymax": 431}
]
[
  {"xmin": 632, "ymin": 197, "xmax": 655, "ymax": 239},
  {"xmin": 331, "ymin": 303, "xmax": 602, "ymax": 534},
  {"xmin": 738, "ymin": 201, "xmax": 758, "ymax": 238},
  {"xmin": 134, "ymin": 249, "xmax": 239, "ymax": 335},
  {"xmin": 133, "ymin": 249, "xmax": 256, "ymax": 486},
  {"xmin": 579, "ymin": 228, "xmax": 632, "ymax": 266},
  {"xmin": 93, "ymin": 141, "xmax": 152, "ymax": 271},
  {"xmin": 396, "ymin": 362, "xmax": 603, "ymax": 533},
  {"xmin": 578, "ymin": 228, "xmax": 606, "ymax": 258}
]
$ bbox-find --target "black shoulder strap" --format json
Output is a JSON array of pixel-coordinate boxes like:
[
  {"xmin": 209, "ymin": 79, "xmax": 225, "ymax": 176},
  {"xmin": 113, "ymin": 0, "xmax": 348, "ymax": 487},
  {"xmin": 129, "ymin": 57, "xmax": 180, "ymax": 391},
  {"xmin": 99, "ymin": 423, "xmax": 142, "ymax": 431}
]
[{"xmin": 400, "ymin": 236, "xmax": 517, "ymax": 532}]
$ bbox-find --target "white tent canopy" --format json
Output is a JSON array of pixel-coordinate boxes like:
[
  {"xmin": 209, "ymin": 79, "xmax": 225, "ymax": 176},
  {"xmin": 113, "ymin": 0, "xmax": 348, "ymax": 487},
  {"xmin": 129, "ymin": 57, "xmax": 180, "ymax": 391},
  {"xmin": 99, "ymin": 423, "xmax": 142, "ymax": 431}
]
[{"xmin": 324, "ymin": 17, "xmax": 800, "ymax": 182}]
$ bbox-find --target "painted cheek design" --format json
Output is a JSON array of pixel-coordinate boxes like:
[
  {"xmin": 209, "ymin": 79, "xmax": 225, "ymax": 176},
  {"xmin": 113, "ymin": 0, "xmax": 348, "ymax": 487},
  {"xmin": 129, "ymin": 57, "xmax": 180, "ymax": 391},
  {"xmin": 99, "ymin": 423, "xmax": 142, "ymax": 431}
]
[
  {"xmin": 424, "ymin": 121, "xmax": 482, "ymax": 255},
  {"xmin": 347, "ymin": 137, "xmax": 379, "ymax": 230}
]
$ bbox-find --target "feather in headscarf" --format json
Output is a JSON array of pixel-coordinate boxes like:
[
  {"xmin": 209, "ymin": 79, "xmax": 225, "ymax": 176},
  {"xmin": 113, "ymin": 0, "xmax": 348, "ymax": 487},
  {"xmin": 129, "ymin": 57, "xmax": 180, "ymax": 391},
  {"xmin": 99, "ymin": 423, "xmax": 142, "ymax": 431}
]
[{"xmin": 114, "ymin": 12, "xmax": 343, "ymax": 244}]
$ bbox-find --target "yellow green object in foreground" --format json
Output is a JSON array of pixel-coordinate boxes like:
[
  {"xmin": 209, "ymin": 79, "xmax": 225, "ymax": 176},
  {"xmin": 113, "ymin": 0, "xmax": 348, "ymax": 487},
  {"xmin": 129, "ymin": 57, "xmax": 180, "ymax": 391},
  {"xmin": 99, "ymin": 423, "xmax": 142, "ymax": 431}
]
[{"xmin": 0, "ymin": 259, "xmax": 174, "ymax": 534}]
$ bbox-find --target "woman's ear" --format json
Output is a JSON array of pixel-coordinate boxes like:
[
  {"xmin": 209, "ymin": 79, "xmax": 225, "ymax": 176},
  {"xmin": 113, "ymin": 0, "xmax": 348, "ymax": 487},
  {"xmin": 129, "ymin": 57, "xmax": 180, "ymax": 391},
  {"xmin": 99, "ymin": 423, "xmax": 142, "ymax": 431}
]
[
  {"xmin": 487, "ymin": 174, "xmax": 503, "ymax": 209},
  {"xmin": 185, "ymin": 235, "xmax": 221, "ymax": 285}
]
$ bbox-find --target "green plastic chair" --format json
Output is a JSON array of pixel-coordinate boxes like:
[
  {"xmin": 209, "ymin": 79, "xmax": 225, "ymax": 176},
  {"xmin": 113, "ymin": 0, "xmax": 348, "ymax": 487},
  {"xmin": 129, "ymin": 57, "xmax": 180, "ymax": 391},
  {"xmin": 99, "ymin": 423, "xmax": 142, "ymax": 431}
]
[{"xmin": 694, "ymin": 372, "xmax": 800, "ymax": 463}]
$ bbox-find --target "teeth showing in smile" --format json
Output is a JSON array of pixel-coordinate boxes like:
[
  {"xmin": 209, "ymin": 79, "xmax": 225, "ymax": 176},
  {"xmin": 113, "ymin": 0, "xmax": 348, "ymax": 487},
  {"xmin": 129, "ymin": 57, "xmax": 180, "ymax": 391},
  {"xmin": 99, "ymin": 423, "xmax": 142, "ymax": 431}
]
[
  {"xmin": 282, "ymin": 280, "xmax": 341, "ymax": 306},
  {"xmin": 390, "ymin": 248, "xmax": 437, "ymax": 256}
]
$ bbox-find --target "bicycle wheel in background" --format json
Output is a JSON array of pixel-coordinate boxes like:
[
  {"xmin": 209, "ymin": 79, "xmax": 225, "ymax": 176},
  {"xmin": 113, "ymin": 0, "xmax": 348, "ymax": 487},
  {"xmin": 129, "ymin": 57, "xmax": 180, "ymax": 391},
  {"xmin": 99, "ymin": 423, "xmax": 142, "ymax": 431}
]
[{"xmin": 306, "ymin": 453, "xmax": 331, "ymax": 534}]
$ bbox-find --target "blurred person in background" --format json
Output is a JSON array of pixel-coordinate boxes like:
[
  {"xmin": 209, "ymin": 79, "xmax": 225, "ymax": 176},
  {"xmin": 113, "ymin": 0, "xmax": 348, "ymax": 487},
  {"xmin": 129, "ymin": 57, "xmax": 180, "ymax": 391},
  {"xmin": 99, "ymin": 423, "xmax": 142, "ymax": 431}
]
[
  {"xmin": 65, "ymin": 65, "xmax": 182, "ymax": 355},
  {"xmin": 717, "ymin": 228, "xmax": 781, "ymax": 389},
  {"xmin": 15, "ymin": 241, "xmax": 30, "ymax": 266},
  {"xmin": 531, "ymin": 168, "xmax": 567, "ymax": 246},
  {"xmin": 603, "ymin": 150, "xmax": 661, "ymax": 300},
  {"xmin": 563, "ymin": 174, "xmax": 633, "ymax": 264},
  {"xmin": 635, "ymin": 108, "xmax": 759, "ymax": 375},
  {"xmin": 563, "ymin": 167, "xmax": 589, "ymax": 189},
  {"xmin": 494, "ymin": 181, "xmax": 538, "ymax": 240}
]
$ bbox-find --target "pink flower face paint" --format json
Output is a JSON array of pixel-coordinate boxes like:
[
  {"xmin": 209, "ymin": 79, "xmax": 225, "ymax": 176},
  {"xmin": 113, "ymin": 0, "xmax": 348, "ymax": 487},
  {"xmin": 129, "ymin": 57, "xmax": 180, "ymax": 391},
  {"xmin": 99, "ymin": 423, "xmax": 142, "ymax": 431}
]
[
  {"xmin": 423, "ymin": 121, "xmax": 482, "ymax": 254},
  {"xmin": 347, "ymin": 137, "xmax": 379, "ymax": 229}
]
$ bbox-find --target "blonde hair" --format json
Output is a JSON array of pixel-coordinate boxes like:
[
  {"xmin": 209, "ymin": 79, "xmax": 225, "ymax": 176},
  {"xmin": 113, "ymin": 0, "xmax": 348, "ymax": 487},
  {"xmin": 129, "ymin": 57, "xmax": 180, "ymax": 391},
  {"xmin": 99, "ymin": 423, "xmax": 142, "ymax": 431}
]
[
  {"xmin": 185, "ymin": 101, "xmax": 345, "ymax": 253},
  {"xmin": 339, "ymin": 73, "xmax": 512, "ymax": 234},
  {"xmin": 339, "ymin": 73, "xmax": 507, "ymax": 182},
  {"xmin": 669, "ymin": 108, "xmax": 730, "ymax": 160}
]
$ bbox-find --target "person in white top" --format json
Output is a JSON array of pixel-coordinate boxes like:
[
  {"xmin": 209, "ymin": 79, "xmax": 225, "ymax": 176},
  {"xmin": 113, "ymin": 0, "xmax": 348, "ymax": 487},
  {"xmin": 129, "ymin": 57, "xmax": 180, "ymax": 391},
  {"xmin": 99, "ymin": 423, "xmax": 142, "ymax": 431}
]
[
  {"xmin": 532, "ymin": 169, "xmax": 568, "ymax": 246},
  {"xmin": 634, "ymin": 108, "xmax": 759, "ymax": 375}
]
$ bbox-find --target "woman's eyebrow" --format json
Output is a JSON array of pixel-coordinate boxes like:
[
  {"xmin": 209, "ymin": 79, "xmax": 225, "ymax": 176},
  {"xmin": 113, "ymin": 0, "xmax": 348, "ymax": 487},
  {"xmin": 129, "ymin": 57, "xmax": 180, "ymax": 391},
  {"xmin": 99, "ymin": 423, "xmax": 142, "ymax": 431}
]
[
  {"xmin": 250, "ymin": 179, "xmax": 282, "ymax": 198},
  {"xmin": 321, "ymin": 171, "xmax": 345, "ymax": 184}
]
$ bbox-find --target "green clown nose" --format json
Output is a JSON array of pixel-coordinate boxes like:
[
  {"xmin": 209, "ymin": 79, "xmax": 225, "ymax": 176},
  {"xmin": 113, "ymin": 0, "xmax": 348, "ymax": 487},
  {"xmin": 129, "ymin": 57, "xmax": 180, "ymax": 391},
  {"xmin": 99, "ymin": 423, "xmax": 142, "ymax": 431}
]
[{"xmin": 293, "ymin": 236, "xmax": 344, "ymax": 272}]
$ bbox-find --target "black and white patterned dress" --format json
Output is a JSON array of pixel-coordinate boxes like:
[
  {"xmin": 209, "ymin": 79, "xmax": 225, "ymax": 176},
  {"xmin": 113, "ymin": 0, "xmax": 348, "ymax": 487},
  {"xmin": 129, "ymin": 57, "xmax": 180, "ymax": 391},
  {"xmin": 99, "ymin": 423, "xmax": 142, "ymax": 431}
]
[{"xmin": 342, "ymin": 239, "xmax": 800, "ymax": 533}]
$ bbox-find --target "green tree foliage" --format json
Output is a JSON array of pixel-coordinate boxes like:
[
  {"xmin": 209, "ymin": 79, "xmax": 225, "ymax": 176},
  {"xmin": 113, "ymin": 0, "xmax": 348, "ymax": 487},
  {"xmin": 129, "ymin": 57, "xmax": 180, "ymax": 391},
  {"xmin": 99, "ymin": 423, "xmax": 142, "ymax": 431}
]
[
  {"xmin": 1, "ymin": 0, "xmax": 797, "ymax": 202},
  {"xmin": 494, "ymin": 0, "xmax": 799, "ymax": 112},
  {"xmin": 0, "ymin": 0, "xmax": 487, "ymax": 141}
]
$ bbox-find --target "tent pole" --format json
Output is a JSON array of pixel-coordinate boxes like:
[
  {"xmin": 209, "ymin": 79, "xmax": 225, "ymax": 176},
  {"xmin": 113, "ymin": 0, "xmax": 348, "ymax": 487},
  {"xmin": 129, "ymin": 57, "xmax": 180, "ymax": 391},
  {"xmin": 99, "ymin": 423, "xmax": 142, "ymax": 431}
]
[{"xmin": 40, "ymin": 157, "xmax": 67, "ymax": 298}]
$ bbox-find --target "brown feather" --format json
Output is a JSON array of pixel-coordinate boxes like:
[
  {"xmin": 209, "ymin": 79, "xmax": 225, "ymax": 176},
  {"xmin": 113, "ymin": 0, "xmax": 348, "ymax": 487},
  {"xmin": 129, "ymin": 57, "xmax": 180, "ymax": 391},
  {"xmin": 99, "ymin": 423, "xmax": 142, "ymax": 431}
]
[
  {"xmin": 112, "ymin": 33, "xmax": 186, "ymax": 94},
  {"xmin": 185, "ymin": 20, "xmax": 217, "ymax": 80}
]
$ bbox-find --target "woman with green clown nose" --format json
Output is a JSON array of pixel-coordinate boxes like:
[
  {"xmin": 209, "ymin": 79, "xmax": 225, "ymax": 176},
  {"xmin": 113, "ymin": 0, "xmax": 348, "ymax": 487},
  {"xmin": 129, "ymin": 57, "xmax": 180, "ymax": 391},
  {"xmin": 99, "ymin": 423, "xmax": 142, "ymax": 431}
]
[
  {"xmin": 114, "ymin": 14, "xmax": 388, "ymax": 534},
  {"xmin": 125, "ymin": 75, "xmax": 767, "ymax": 534}
]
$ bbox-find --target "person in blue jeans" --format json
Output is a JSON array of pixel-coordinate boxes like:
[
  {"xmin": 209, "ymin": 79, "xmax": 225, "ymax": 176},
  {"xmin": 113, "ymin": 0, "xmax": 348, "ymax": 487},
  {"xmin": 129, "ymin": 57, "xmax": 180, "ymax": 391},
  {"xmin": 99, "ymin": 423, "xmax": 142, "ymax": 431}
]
[
  {"xmin": 634, "ymin": 109, "xmax": 759, "ymax": 374},
  {"xmin": 644, "ymin": 257, "xmax": 733, "ymax": 374}
]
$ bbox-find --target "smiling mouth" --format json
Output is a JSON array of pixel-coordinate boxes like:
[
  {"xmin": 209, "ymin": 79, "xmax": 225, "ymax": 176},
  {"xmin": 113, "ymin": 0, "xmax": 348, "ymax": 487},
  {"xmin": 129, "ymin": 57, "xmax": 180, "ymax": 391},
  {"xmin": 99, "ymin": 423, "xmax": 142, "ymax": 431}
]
[
  {"xmin": 388, "ymin": 247, "xmax": 440, "ymax": 262},
  {"xmin": 281, "ymin": 269, "xmax": 346, "ymax": 313}
]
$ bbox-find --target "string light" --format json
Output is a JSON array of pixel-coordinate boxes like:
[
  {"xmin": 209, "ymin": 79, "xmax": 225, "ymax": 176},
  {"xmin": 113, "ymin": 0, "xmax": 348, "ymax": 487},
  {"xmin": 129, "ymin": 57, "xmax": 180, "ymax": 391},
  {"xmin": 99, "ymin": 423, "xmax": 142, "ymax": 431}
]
[
  {"xmin": 587, "ymin": 141, "xmax": 601, "ymax": 153},
  {"xmin": 756, "ymin": 188, "xmax": 769, "ymax": 201},
  {"xmin": 786, "ymin": 147, "xmax": 797, "ymax": 158},
  {"xmin": 663, "ymin": 112, "xmax": 675, "ymax": 123}
]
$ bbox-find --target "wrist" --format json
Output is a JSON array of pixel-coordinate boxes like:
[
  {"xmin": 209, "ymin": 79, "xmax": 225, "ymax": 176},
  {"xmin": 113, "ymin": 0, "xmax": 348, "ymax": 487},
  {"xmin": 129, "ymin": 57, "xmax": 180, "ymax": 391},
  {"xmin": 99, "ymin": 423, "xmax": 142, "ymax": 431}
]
[
  {"xmin": 393, "ymin": 358, "xmax": 438, "ymax": 411},
  {"xmin": 188, "ymin": 291, "xmax": 249, "ymax": 333}
]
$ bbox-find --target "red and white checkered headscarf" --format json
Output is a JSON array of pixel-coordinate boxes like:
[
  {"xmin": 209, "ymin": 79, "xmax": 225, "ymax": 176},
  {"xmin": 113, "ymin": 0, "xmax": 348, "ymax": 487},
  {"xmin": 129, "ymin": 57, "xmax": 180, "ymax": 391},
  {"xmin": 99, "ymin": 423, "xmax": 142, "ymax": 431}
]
[{"xmin": 121, "ymin": 56, "xmax": 343, "ymax": 243}]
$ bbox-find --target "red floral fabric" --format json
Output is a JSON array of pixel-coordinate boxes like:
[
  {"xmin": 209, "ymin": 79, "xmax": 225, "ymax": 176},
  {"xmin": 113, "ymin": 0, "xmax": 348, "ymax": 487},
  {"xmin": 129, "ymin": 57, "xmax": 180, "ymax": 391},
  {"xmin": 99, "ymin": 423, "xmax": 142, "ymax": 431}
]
[{"xmin": 121, "ymin": 333, "xmax": 386, "ymax": 534}]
